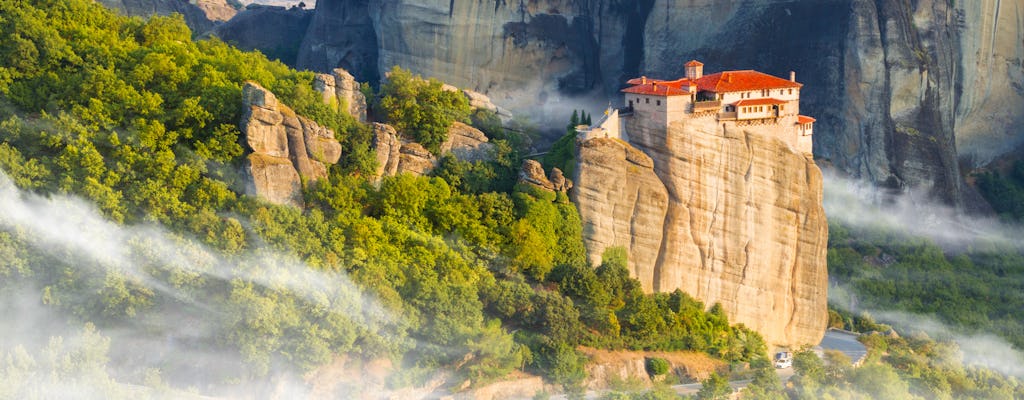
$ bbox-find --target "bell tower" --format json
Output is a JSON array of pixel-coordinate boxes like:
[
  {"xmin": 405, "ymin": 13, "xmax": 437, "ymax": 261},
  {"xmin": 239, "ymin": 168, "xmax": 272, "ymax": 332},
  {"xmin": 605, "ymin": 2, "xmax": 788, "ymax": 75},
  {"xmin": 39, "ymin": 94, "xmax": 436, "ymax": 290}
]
[{"xmin": 685, "ymin": 60, "xmax": 704, "ymax": 80}]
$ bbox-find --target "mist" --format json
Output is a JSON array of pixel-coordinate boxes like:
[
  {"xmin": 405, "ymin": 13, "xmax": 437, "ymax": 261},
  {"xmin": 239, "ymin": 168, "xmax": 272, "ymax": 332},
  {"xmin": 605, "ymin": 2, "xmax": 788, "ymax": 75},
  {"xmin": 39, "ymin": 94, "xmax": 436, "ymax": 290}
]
[
  {"xmin": 0, "ymin": 170, "xmax": 412, "ymax": 398},
  {"xmin": 821, "ymin": 169, "xmax": 1024, "ymax": 250},
  {"xmin": 822, "ymin": 168, "xmax": 1024, "ymax": 380}
]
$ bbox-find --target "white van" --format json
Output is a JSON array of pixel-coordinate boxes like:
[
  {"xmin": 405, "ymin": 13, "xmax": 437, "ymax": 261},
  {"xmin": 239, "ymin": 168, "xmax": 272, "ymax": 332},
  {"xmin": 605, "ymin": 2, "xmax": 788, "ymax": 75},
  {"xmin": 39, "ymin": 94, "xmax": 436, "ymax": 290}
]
[{"xmin": 774, "ymin": 351, "xmax": 793, "ymax": 369}]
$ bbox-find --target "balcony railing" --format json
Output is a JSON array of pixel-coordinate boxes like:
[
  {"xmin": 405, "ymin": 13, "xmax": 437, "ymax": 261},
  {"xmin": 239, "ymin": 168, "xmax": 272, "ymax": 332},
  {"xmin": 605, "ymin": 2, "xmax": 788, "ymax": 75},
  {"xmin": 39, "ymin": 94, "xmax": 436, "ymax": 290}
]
[{"xmin": 693, "ymin": 100, "xmax": 721, "ymax": 112}]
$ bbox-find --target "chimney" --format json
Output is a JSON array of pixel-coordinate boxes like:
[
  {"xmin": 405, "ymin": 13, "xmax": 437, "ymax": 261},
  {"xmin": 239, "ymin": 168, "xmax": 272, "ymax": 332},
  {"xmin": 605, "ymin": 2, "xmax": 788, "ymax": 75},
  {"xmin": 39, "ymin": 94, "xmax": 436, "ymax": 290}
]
[
  {"xmin": 790, "ymin": 71, "xmax": 796, "ymax": 82},
  {"xmin": 725, "ymin": 73, "xmax": 732, "ymax": 83},
  {"xmin": 641, "ymin": 76, "xmax": 647, "ymax": 84}
]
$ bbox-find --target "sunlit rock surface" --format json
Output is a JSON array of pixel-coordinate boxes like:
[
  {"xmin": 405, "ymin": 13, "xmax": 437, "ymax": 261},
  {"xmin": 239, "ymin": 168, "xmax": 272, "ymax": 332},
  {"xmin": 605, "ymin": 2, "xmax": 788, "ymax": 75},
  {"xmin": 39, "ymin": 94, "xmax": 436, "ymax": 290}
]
[
  {"xmin": 240, "ymin": 82, "xmax": 343, "ymax": 206},
  {"xmin": 573, "ymin": 118, "xmax": 829, "ymax": 348}
]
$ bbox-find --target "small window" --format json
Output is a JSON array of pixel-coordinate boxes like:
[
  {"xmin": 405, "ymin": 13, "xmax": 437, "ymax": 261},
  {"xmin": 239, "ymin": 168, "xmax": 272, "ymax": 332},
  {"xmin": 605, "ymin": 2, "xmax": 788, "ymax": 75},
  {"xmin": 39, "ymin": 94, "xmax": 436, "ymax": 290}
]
[
  {"xmin": 788, "ymin": 89, "xmax": 793, "ymax": 95},
  {"xmin": 628, "ymin": 100, "xmax": 633, "ymax": 107},
  {"xmin": 656, "ymin": 100, "xmax": 661, "ymax": 106},
  {"xmin": 645, "ymin": 98, "xmax": 649, "ymax": 104},
  {"xmin": 780, "ymin": 105, "xmax": 785, "ymax": 111}
]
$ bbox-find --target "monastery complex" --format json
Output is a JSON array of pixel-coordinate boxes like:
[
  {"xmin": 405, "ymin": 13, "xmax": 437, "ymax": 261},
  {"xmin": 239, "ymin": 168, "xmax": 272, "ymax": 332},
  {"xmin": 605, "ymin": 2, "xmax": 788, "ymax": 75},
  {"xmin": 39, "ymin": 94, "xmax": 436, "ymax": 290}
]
[{"xmin": 579, "ymin": 60, "xmax": 815, "ymax": 155}]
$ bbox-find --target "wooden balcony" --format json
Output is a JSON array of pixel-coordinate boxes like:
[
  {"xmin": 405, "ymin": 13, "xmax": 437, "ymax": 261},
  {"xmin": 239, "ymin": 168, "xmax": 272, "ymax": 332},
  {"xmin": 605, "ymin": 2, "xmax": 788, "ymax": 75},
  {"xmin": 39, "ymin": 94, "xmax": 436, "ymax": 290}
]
[{"xmin": 718, "ymin": 111, "xmax": 737, "ymax": 121}]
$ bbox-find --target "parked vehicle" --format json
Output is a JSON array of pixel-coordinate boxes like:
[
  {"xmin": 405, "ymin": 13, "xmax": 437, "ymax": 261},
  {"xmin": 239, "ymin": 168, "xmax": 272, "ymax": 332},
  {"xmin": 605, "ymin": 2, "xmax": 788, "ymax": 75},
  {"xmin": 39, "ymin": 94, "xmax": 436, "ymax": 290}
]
[{"xmin": 774, "ymin": 351, "xmax": 793, "ymax": 368}]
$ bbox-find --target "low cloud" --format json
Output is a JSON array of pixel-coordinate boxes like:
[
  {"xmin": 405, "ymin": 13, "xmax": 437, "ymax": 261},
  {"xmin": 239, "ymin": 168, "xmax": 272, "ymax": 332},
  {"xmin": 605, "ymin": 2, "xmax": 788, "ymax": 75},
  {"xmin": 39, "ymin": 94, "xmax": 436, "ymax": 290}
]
[
  {"xmin": 0, "ymin": 170, "xmax": 408, "ymax": 397},
  {"xmin": 870, "ymin": 310, "xmax": 1024, "ymax": 378},
  {"xmin": 821, "ymin": 169, "xmax": 1024, "ymax": 250}
]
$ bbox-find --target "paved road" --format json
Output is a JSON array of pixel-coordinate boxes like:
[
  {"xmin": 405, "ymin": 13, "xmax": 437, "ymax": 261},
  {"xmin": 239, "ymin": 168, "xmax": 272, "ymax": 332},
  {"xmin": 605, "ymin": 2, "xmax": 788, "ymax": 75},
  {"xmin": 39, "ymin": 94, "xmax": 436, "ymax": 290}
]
[{"xmin": 818, "ymin": 328, "xmax": 868, "ymax": 365}]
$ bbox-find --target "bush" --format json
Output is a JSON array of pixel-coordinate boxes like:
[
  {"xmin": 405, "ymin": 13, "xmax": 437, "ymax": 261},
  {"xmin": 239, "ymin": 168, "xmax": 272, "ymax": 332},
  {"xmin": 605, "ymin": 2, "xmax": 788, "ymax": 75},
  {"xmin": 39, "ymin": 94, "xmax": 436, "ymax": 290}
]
[{"xmin": 644, "ymin": 357, "xmax": 670, "ymax": 377}]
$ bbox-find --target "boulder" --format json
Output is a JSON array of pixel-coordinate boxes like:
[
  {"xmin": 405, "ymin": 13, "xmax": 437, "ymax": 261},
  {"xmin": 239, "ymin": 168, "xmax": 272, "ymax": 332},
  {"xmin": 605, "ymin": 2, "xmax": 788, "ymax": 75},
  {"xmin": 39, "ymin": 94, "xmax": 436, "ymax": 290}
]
[
  {"xmin": 440, "ymin": 122, "xmax": 493, "ymax": 162},
  {"xmin": 517, "ymin": 159, "xmax": 570, "ymax": 192}
]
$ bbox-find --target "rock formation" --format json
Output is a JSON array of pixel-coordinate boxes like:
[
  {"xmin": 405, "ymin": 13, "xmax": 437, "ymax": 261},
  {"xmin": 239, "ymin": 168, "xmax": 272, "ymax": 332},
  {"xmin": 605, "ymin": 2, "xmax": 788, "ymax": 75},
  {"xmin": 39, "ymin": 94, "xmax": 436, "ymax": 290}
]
[
  {"xmin": 518, "ymin": 159, "xmax": 572, "ymax": 192},
  {"xmin": 313, "ymin": 68, "xmax": 368, "ymax": 122},
  {"xmin": 240, "ymin": 82, "xmax": 342, "ymax": 207},
  {"xmin": 371, "ymin": 121, "xmax": 495, "ymax": 181},
  {"xmin": 266, "ymin": 0, "xmax": 1023, "ymax": 206},
  {"xmin": 440, "ymin": 122, "xmax": 494, "ymax": 162},
  {"xmin": 573, "ymin": 118, "xmax": 829, "ymax": 348}
]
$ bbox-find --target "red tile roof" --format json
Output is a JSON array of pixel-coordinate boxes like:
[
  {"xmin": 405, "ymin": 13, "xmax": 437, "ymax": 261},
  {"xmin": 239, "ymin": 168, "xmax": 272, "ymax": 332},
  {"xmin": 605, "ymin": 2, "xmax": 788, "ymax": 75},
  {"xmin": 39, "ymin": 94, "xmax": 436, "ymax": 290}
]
[
  {"xmin": 734, "ymin": 98, "xmax": 787, "ymax": 106},
  {"xmin": 685, "ymin": 60, "xmax": 704, "ymax": 67},
  {"xmin": 696, "ymin": 70, "xmax": 802, "ymax": 92},
  {"xmin": 797, "ymin": 115, "xmax": 816, "ymax": 124},
  {"xmin": 622, "ymin": 82, "xmax": 690, "ymax": 96}
]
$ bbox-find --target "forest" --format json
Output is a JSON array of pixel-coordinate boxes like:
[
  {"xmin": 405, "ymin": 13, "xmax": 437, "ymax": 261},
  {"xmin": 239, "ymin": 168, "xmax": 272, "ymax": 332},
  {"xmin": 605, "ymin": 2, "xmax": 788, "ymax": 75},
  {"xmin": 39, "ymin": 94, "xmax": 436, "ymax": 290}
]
[
  {"xmin": 1, "ymin": 1, "xmax": 1023, "ymax": 399},
  {"xmin": 0, "ymin": 0, "xmax": 766, "ymax": 397}
]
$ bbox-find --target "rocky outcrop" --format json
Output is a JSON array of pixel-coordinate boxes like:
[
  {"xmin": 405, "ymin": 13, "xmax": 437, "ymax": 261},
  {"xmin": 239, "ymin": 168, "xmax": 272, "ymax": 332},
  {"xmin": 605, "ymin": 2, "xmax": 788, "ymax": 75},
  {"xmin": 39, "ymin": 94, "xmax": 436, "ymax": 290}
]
[
  {"xmin": 573, "ymin": 118, "xmax": 829, "ymax": 348},
  {"xmin": 371, "ymin": 121, "xmax": 495, "ymax": 181},
  {"xmin": 314, "ymin": 69, "xmax": 368, "ymax": 122},
  {"xmin": 518, "ymin": 160, "xmax": 572, "ymax": 192},
  {"xmin": 441, "ymin": 122, "xmax": 494, "ymax": 162},
  {"xmin": 278, "ymin": 0, "xmax": 1024, "ymax": 206},
  {"xmin": 579, "ymin": 348, "xmax": 725, "ymax": 390},
  {"xmin": 240, "ymin": 82, "xmax": 342, "ymax": 207}
]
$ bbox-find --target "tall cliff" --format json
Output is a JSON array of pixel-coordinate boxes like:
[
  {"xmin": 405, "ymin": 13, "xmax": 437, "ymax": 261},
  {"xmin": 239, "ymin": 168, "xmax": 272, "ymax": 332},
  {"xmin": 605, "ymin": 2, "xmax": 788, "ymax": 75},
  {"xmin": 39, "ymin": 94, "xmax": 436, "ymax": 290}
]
[
  {"xmin": 97, "ymin": 0, "xmax": 236, "ymax": 33},
  {"xmin": 573, "ymin": 119, "xmax": 829, "ymax": 348},
  {"xmin": 282, "ymin": 0, "xmax": 1023, "ymax": 206}
]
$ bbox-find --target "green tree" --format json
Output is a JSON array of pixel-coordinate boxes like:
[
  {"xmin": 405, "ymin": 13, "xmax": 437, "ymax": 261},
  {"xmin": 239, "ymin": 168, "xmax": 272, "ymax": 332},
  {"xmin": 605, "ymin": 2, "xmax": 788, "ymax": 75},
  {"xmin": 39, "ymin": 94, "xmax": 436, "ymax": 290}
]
[
  {"xmin": 376, "ymin": 66, "xmax": 470, "ymax": 153},
  {"xmin": 696, "ymin": 372, "xmax": 731, "ymax": 400}
]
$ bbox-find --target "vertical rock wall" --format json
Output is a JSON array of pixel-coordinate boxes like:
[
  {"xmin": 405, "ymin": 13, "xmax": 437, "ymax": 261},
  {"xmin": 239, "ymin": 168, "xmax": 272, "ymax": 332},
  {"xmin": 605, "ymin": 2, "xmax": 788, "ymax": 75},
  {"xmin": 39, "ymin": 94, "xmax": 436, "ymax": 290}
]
[
  {"xmin": 573, "ymin": 118, "xmax": 829, "ymax": 348},
  {"xmin": 285, "ymin": 0, "xmax": 1024, "ymax": 206}
]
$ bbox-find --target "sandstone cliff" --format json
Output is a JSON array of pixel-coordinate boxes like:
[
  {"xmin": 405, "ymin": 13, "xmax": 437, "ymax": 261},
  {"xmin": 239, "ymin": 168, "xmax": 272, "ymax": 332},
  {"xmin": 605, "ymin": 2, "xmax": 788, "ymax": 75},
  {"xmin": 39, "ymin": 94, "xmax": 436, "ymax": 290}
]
[
  {"xmin": 240, "ymin": 82, "xmax": 342, "ymax": 207},
  {"xmin": 272, "ymin": 0, "xmax": 1024, "ymax": 206},
  {"xmin": 573, "ymin": 119, "xmax": 829, "ymax": 348}
]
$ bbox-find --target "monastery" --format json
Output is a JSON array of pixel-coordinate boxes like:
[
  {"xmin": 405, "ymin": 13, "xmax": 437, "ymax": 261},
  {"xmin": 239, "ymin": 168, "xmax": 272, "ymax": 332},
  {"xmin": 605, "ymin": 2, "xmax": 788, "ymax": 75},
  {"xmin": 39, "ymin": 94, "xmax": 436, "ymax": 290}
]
[{"xmin": 579, "ymin": 60, "xmax": 815, "ymax": 155}]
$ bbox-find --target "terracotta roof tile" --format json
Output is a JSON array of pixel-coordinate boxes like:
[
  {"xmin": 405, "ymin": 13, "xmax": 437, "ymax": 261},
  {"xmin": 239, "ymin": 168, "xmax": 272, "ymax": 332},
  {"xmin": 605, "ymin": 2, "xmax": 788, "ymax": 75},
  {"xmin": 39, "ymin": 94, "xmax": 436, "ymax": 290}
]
[
  {"xmin": 696, "ymin": 70, "xmax": 802, "ymax": 92},
  {"xmin": 797, "ymin": 115, "xmax": 816, "ymax": 124},
  {"xmin": 685, "ymin": 60, "xmax": 704, "ymax": 67},
  {"xmin": 622, "ymin": 83, "xmax": 690, "ymax": 96}
]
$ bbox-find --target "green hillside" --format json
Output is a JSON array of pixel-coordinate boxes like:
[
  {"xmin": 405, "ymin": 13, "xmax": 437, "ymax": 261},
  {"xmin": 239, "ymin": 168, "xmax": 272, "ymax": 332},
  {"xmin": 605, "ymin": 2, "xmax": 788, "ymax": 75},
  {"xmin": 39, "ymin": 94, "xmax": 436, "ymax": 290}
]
[{"xmin": 0, "ymin": 0, "xmax": 766, "ymax": 396}]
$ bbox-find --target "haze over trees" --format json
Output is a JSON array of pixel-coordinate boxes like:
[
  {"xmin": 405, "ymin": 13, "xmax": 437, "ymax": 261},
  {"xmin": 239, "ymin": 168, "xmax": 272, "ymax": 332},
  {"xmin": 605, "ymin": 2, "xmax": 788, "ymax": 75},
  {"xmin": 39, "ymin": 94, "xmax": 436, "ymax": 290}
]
[
  {"xmin": 1, "ymin": 1, "xmax": 1023, "ymax": 399},
  {"xmin": 0, "ymin": 0, "xmax": 768, "ymax": 395}
]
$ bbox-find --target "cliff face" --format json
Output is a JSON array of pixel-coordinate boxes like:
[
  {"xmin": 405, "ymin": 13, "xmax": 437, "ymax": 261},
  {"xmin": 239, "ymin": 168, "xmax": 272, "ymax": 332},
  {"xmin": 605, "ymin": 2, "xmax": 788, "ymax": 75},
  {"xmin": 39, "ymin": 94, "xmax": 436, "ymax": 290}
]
[
  {"xmin": 97, "ymin": 0, "xmax": 233, "ymax": 33},
  {"xmin": 279, "ymin": 0, "xmax": 1024, "ymax": 205},
  {"xmin": 216, "ymin": 6, "xmax": 314, "ymax": 65},
  {"xmin": 573, "ymin": 119, "xmax": 829, "ymax": 347}
]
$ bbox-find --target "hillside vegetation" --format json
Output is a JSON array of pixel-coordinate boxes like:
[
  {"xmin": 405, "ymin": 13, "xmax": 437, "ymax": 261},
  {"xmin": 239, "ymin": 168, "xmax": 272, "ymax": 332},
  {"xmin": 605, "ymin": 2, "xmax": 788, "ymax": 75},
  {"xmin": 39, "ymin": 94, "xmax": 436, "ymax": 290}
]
[{"xmin": 0, "ymin": 0, "xmax": 767, "ymax": 396}]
